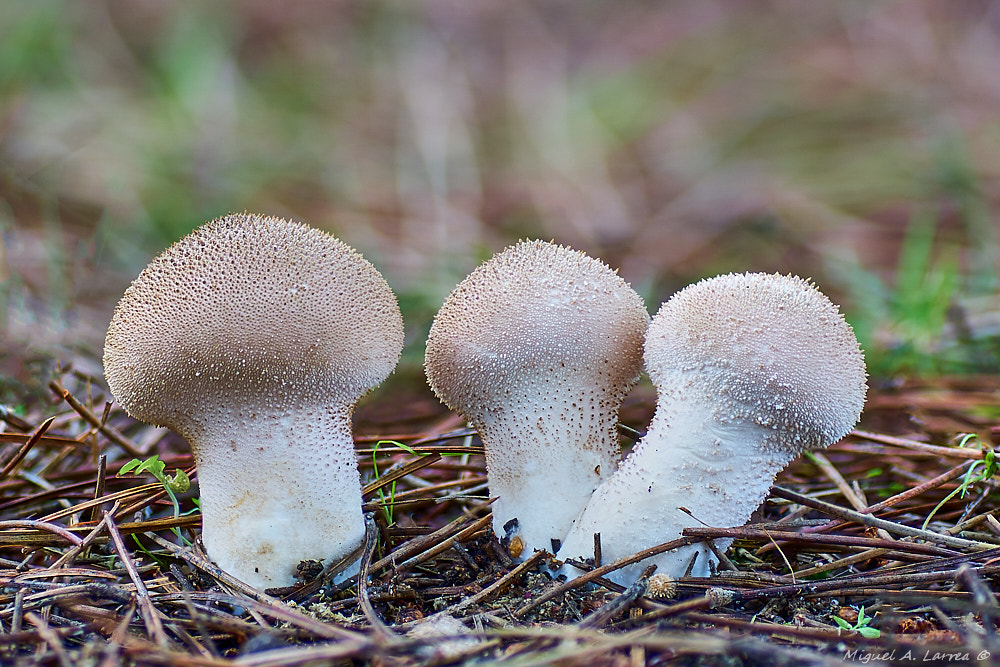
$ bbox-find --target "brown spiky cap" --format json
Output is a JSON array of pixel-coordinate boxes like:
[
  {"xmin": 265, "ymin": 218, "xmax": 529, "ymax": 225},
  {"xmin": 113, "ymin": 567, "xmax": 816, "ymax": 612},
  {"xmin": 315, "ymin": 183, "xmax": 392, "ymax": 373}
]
[
  {"xmin": 645, "ymin": 272, "xmax": 867, "ymax": 452},
  {"xmin": 103, "ymin": 213, "xmax": 404, "ymax": 434},
  {"xmin": 424, "ymin": 239, "xmax": 649, "ymax": 423}
]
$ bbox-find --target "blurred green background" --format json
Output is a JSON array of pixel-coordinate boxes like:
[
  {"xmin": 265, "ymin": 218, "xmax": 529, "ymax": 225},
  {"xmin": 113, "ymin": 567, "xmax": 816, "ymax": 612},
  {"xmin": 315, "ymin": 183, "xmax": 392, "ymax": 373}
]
[{"xmin": 2, "ymin": 1, "xmax": 999, "ymax": 383}]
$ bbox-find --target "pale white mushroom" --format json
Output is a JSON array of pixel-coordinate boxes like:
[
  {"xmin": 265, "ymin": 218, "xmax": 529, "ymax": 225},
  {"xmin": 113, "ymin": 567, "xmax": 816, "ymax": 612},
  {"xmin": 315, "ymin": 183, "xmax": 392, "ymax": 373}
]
[
  {"xmin": 424, "ymin": 240, "xmax": 649, "ymax": 557},
  {"xmin": 103, "ymin": 213, "xmax": 403, "ymax": 590},
  {"xmin": 557, "ymin": 272, "xmax": 867, "ymax": 584}
]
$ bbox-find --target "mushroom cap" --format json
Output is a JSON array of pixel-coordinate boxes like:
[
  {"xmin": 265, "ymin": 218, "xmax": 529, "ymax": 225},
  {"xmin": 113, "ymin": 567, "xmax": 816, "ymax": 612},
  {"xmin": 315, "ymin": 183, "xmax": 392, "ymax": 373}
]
[
  {"xmin": 424, "ymin": 240, "xmax": 649, "ymax": 422},
  {"xmin": 645, "ymin": 272, "xmax": 866, "ymax": 452},
  {"xmin": 104, "ymin": 213, "xmax": 404, "ymax": 433}
]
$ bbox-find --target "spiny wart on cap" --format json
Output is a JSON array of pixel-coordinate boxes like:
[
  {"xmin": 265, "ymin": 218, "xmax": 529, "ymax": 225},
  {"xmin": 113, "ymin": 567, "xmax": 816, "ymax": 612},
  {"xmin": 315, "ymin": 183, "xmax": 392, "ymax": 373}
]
[
  {"xmin": 104, "ymin": 213, "xmax": 404, "ymax": 591},
  {"xmin": 424, "ymin": 240, "xmax": 649, "ymax": 559},
  {"xmin": 557, "ymin": 272, "xmax": 866, "ymax": 585}
]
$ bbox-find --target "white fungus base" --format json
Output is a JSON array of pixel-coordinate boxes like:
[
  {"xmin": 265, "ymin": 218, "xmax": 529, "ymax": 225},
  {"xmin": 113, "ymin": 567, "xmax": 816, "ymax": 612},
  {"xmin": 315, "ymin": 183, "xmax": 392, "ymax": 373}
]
[
  {"xmin": 477, "ymin": 401, "xmax": 622, "ymax": 558},
  {"xmin": 557, "ymin": 395, "xmax": 797, "ymax": 585},
  {"xmin": 191, "ymin": 408, "xmax": 366, "ymax": 591}
]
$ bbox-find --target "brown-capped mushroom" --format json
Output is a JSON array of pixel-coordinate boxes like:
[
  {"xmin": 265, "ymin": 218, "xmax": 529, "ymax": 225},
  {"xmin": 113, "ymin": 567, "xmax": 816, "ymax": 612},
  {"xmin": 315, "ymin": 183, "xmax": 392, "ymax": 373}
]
[
  {"xmin": 424, "ymin": 240, "xmax": 649, "ymax": 557},
  {"xmin": 557, "ymin": 272, "xmax": 867, "ymax": 584},
  {"xmin": 103, "ymin": 213, "xmax": 403, "ymax": 590}
]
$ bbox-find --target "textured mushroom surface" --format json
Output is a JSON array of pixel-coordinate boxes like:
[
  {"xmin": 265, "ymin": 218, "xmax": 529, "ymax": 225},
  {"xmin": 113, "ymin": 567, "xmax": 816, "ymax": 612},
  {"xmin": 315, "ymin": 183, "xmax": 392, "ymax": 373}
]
[
  {"xmin": 425, "ymin": 240, "xmax": 649, "ymax": 557},
  {"xmin": 104, "ymin": 213, "xmax": 403, "ymax": 590},
  {"xmin": 557, "ymin": 272, "xmax": 867, "ymax": 584}
]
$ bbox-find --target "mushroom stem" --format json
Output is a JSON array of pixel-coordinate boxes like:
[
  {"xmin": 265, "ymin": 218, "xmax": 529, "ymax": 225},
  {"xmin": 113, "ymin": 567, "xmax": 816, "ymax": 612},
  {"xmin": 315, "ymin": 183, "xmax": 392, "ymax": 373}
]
[
  {"xmin": 472, "ymin": 385, "xmax": 625, "ymax": 555},
  {"xmin": 557, "ymin": 272, "xmax": 867, "ymax": 585},
  {"xmin": 191, "ymin": 407, "xmax": 365, "ymax": 590},
  {"xmin": 557, "ymin": 394, "xmax": 800, "ymax": 583}
]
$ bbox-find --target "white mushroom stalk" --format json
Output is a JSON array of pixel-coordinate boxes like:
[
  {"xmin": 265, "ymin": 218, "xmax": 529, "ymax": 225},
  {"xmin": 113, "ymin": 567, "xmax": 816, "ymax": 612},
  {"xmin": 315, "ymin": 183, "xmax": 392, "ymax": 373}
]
[
  {"xmin": 424, "ymin": 240, "xmax": 649, "ymax": 557},
  {"xmin": 104, "ymin": 214, "xmax": 403, "ymax": 590},
  {"xmin": 557, "ymin": 272, "xmax": 867, "ymax": 584}
]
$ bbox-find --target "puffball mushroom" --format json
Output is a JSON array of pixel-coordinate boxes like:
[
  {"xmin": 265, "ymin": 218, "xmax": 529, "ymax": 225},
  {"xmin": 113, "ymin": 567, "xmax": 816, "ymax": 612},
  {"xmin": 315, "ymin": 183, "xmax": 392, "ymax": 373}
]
[
  {"xmin": 103, "ymin": 213, "xmax": 403, "ymax": 591},
  {"xmin": 557, "ymin": 272, "xmax": 867, "ymax": 584},
  {"xmin": 424, "ymin": 240, "xmax": 649, "ymax": 557}
]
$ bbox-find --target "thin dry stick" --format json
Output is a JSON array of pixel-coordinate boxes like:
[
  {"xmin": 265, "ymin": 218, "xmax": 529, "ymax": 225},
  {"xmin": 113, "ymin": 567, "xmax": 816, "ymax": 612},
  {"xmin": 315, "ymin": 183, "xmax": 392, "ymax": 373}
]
[
  {"xmin": 0, "ymin": 430, "xmax": 85, "ymax": 448},
  {"xmin": 800, "ymin": 458, "xmax": 973, "ymax": 535},
  {"xmin": 232, "ymin": 640, "xmax": 370, "ymax": 667},
  {"xmin": 175, "ymin": 591, "xmax": 222, "ymax": 658},
  {"xmin": 388, "ymin": 513, "xmax": 494, "ymax": 577},
  {"xmin": 25, "ymin": 611, "xmax": 73, "ymax": 667},
  {"xmin": 397, "ymin": 551, "xmax": 550, "ymax": 632},
  {"xmin": 853, "ymin": 430, "xmax": 988, "ymax": 461},
  {"xmin": 682, "ymin": 526, "xmax": 955, "ymax": 557},
  {"xmin": 372, "ymin": 476, "xmax": 487, "ymax": 503},
  {"xmin": 791, "ymin": 548, "xmax": 895, "ymax": 578},
  {"xmin": 618, "ymin": 592, "xmax": 718, "ymax": 624},
  {"xmin": 293, "ymin": 512, "xmax": 492, "ymax": 605},
  {"xmin": 356, "ymin": 442, "xmax": 483, "ymax": 456},
  {"xmin": 362, "ymin": 453, "xmax": 443, "ymax": 496},
  {"xmin": 0, "ymin": 416, "xmax": 55, "ymax": 478},
  {"xmin": 627, "ymin": 566, "xmax": 1000, "ymax": 629},
  {"xmin": 166, "ymin": 621, "xmax": 213, "ymax": 660},
  {"xmin": 682, "ymin": 612, "xmax": 885, "ymax": 647},
  {"xmin": 85, "ymin": 454, "xmax": 108, "ymax": 524},
  {"xmin": 806, "ymin": 451, "xmax": 894, "ymax": 542},
  {"xmin": 854, "ymin": 546, "xmax": 1000, "ymax": 578},
  {"xmin": 0, "ymin": 626, "xmax": 84, "ymax": 649},
  {"xmin": 114, "ymin": 484, "xmax": 187, "ymax": 526},
  {"xmin": 371, "ymin": 510, "xmax": 489, "ymax": 574},
  {"xmin": 0, "ymin": 514, "xmax": 203, "ymax": 548},
  {"xmin": 362, "ymin": 494, "xmax": 486, "ymax": 514},
  {"xmin": 1, "ymin": 583, "xmax": 134, "ymax": 620},
  {"xmin": 827, "ymin": 588, "xmax": 974, "ymax": 602},
  {"xmin": 51, "ymin": 500, "xmax": 122, "ymax": 568},
  {"xmin": 0, "ymin": 404, "xmax": 34, "ymax": 431},
  {"xmin": 104, "ymin": 510, "xmax": 169, "ymax": 647},
  {"xmin": 99, "ymin": 602, "xmax": 136, "ymax": 667},
  {"xmin": 717, "ymin": 564, "xmax": 1000, "ymax": 605},
  {"xmin": 948, "ymin": 508, "xmax": 1000, "ymax": 536},
  {"xmin": 142, "ymin": 531, "xmax": 280, "ymax": 605},
  {"xmin": 789, "ymin": 461, "xmax": 979, "ymax": 574},
  {"xmin": 275, "ymin": 537, "xmax": 367, "ymax": 602},
  {"xmin": 449, "ymin": 549, "xmax": 548, "ymax": 616},
  {"xmin": 761, "ymin": 529, "xmax": 797, "ymax": 582},
  {"xmin": 41, "ymin": 484, "xmax": 160, "ymax": 523},
  {"xmin": 514, "ymin": 536, "xmax": 700, "ymax": 618},
  {"xmin": 357, "ymin": 516, "xmax": 395, "ymax": 642},
  {"xmin": 0, "ymin": 520, "xmax": 83, "ymax": 546},
  {"xmin": 806, "ymin": 451, "xmax": 868, "ymax": 512},
  {"xmin": 144, "ymin": 536, "xmax": 371, "ymax": 644},
  {"xmin": 771, "ymin": 486, "xmax": 993, "ymax": 551},
  {"xmin": 158, "ymin": 591, "xmax": 370, "ymax": 643},
  {"xmin": 49, "ymin": 380, "xmax": 143, "ymax": 458},
  {"xmin": 956, "ymin": 564, "xmax": 1000, "ymax": 631},
  {"xmin": 579, "ymin": 565, "xmax": 656, "ymax": 629}
]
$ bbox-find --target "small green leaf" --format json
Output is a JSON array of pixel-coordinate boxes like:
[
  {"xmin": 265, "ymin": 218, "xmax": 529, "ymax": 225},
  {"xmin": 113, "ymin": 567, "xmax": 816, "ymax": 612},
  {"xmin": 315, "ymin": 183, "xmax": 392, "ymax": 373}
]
[
  {"xmin": 135, "ymin": 455, "xmax": 166, "ymax": 478},
  {"xmin": 859, "ymin": 626, "xmax": 881, "ymax": 639},
  {"xmin": 833, "ymin": 617, "xmax": 852, "ymax": 630},
  {"xmin": 118, "ymin": 459, "xmax": 142, "ymax": 475},
  {"xmin": 856, "ymin": 606, "xmax": 869, "ymax": 624},
  {"xmin": 984, "ymin": 450, "xmax": 997, "ymax": 477}
]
